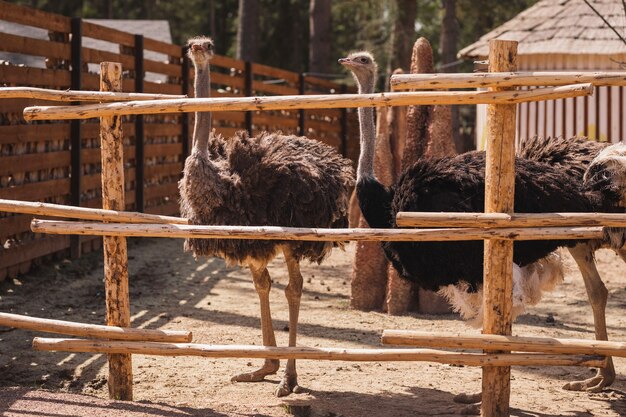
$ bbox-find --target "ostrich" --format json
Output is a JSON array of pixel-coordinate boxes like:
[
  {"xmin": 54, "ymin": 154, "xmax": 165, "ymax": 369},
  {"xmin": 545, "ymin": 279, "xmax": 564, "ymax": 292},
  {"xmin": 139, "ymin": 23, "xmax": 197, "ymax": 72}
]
[
  {"xmin": 180, "ymin": 36, "xmax": 355, "ymax": 396},
  {"xmin": 339, "ymin": 51, "xmax": 626, "ymax": 392}
]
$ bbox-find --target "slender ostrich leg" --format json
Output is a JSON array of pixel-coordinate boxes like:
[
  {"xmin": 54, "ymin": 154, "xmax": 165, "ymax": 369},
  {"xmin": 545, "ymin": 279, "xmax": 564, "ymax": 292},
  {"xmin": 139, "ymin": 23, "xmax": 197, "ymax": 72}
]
[
  {"xmin": 564, "ymin": 243, "xmax": 615, "ymax": 392},
  {"xmin": 276, "ymin": 247, "xmax": 304, "ymax": 396},
  {"xmin": 232, "ymin": 265, "xmax": 280, "ymax": 382}
]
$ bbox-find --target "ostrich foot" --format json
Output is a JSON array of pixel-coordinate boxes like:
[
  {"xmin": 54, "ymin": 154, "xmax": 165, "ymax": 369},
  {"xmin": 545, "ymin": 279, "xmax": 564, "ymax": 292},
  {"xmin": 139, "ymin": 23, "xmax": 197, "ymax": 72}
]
[
  {"xmin": 275, "ymin": 372, "xmax": 303, "ymax": 397},
  {"xmin": 231, "ymin": 359, "xmax": 279, "ymax": 383},
  {"xmin": 453, "ymin": 392, "xmax": 481, "ymax": 404},
  {"xmin": 563, "ymin": 365, "xmax": 615, "ymax": 393}
]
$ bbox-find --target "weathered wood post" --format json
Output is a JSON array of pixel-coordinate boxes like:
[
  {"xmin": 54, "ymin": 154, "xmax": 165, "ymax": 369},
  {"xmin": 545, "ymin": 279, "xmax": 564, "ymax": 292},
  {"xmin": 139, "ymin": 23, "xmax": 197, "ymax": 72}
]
[
  {"xmin": 481, "ymin": 40, "xmax": 518, "ymax": 416},
  {"xmin": 99, "ymin": 62, "xmax": 133, "ymax": 400}
]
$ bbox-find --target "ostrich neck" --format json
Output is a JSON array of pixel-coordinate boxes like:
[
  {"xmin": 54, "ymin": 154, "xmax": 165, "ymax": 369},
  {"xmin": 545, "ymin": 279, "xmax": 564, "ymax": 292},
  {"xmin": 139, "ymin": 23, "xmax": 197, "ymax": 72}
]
[
  {"xmin": 357, "ymin": 78, "xmax": 376, "ymax": 182},
  {"xmin": 192, "ymin": 62, "xmax": 212, "ymax": 156}
]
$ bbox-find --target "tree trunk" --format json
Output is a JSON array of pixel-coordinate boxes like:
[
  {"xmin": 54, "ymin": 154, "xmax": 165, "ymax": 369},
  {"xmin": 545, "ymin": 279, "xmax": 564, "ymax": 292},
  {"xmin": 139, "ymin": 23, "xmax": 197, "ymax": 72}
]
[
  {"xmin": 440, "ymin": 0, "xmax": 458, "ymax": 68},
  {"xmin": 98, "ymin": 0, "xmax": 113, "ymax": 18},
  {"xmin": 236, "ymin": 0, "xmax": 259, "ymax": 62},
  {"xmin": 209, "ymin": 0, "xmax": 216, "ymax": 37},
  {"xmin": 389, "ymin": 0, "xmax": 417, "ymax": 73},
  {"xmin": 309, "ymin": 0, "xmax": 332, "ymax": 74},
  {"xmin": 440, "ymin": 0, "xmax": 463, "ymax": 152}
]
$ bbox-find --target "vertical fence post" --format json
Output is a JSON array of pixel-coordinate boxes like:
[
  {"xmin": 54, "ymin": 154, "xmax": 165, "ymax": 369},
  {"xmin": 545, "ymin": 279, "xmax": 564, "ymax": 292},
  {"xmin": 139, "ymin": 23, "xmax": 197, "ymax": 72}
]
[
  {"xmin": 134, "ymin": 35, "xmax": 144, "ymax": 213},
  {"xmin": 244, "ymin": 61, "xmax": 253, "ymax": 135},
  {"xmin": 69, "ymin": 17, "xmax": 82, "ymax": 259},
  {"xmin": 340, "ymin": 84, "xmax": 348, "ymax": 158},
  {"xmin": 481, "ymin": 39, "xmax": 518, "ymax": 417},
  {"xmin": 181, "ymin": 46, "xmax": 190, "ymax": 162},
  {"xmin": 298, "ymin": 73, "xmax": 306, "ymax": 136},
  {"xmin": 99, "ymin": 62, "xmax": 133, "ymax": 401}
]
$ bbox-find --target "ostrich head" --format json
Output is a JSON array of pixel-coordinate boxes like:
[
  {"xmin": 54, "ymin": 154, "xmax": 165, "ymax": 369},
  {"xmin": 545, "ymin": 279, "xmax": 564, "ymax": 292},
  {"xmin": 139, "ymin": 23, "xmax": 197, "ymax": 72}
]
[
  {"xmin": 186, "ymin": 36, "xmax": 214, "ymax": 67},
  {"xmin": 339, "ymin": 51, "xmax": 378, "ymax": 182},
  {"xmin": 338, "ymin": 51, "xmax": 378, "ymax": 93},
  {"xmin": 584, "ymin": 142, "xmax": 626, "ymax": 209}
]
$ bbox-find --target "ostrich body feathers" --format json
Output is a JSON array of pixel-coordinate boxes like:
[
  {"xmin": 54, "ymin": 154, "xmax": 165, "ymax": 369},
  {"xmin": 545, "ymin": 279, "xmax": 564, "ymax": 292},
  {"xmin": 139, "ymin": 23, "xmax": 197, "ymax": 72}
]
[
  {"xmin": 179, "ymin": 131, "xmax": 355, "ymax": 265},
  {"xmin": 358, "ymin": 136, "xmax": 606, "ymax": 292}
]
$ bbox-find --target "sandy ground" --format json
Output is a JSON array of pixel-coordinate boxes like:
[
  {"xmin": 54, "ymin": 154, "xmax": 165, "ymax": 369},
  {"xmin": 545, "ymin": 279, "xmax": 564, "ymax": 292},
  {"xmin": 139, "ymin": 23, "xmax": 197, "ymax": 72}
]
[{"xmin": 1, "ymin": 238, "xmax": 626, "ymax": 417}]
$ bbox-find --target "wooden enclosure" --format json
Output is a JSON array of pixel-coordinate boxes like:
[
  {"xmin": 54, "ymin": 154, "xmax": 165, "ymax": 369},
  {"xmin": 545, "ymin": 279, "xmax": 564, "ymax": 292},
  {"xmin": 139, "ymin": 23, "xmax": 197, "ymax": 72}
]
[
  {"xmin": 2, "ymin": 36, "xmax": 626, "ymax": 415},
  {"xmin": 0, "ymin": 1, "xmax": 355, "ymax": 281}
]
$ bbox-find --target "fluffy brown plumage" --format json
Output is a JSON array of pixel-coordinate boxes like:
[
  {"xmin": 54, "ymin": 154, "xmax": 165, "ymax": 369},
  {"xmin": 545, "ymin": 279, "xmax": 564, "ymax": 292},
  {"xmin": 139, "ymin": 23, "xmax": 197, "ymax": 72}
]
[{"xmin": 179, "ymin": 130, "xmax": 354, "ymax": 264}]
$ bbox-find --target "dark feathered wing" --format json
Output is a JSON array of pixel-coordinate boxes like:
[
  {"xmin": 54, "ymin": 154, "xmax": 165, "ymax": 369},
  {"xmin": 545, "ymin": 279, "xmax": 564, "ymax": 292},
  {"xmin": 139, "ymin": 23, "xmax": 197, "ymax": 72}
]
[
  {"xmin": 517, "ymin": 136, "xmax": 605, "ymax": 179},
  {"xmin": 518, "ymin": 136, "xmax": 624, "ymax": 211},
  {"xmin": 368, "ymin": 151, "xmax": 595, "ymax": 291},
  {"xmin": 356, "ymin": 177, "xmax": 394, "ymax": 228}
]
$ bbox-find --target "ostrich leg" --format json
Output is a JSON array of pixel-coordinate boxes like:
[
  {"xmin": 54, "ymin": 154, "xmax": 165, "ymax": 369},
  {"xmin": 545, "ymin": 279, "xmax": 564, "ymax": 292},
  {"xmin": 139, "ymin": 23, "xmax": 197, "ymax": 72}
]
[
  {"xmin": 564, "ymin": 243, "xmax": 615, "ymax": 392},
  {"xmin": 276, "ymin": 247, "xmax": 304, "ymax": 397},
  {"xmin": 232, "ymin": 264, "xmax": 280, "ymax": 382}
]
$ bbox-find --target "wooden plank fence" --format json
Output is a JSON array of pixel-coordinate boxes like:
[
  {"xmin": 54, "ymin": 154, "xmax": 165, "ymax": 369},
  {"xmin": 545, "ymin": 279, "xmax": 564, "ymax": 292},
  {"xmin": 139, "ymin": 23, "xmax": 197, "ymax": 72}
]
[
  {"xmin": 473, "ymin": 57, "xmax": 626, "ymax": 149},
  {"xmin": 0, "ymin": 0, "xmax": 357, "ymax": 281}
]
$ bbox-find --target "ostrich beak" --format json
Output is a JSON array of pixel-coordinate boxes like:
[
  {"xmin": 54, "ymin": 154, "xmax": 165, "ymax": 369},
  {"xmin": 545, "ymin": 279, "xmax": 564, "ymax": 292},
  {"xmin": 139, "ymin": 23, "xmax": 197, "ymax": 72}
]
[
  {"xmin": 338, "ymin": 58, "xmax": 349, "ymax": 64},
  {"xmin": 191, "ymin": 44, "xmax": 203, "ymax": 52}
]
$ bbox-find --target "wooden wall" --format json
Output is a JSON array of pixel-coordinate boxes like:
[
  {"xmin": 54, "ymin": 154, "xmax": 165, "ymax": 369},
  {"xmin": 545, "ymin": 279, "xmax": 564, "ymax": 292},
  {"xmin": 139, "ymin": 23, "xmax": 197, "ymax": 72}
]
[{"xmin": 475, "ymin": 53, "xmax": 626, "ymax": 149}]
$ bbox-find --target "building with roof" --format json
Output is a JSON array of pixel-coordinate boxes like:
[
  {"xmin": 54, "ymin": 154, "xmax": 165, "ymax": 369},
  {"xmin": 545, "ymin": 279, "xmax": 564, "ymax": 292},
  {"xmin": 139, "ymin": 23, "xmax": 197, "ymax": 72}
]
[{"xmin": 459, "ymin": 0, "xmax": 626, "ymax": 147}]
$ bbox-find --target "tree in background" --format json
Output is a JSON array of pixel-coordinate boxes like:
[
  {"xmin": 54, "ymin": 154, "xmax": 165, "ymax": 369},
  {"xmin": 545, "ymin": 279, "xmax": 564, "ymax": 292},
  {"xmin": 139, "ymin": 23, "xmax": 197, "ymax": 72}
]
[
  {"xmin": 15, "ymin": 0, "xmax": 540, "ymax": 139},
  {"xmin": 257, "ymin": 0, "xmax": 308, "ymax": 72},
  {"xmin": 236, "ymin": 0, "xmax": 259, "ymax": 61},
  {"xmin": 331, "ymin": 0, "xmax": 392, "ymax": 87},
  {"xmin": 309, "ymin": 0, "xmax": 332, "ymax": 74},
  {"xmin": 388, "ymin": 0, "xmax": 417, "ymax": 73},
  {"xmin": 439, "ymin": 0, "xmax": 461, "ymax": 151},
  {"xmin": 17, "ymin": 0, "xmax": 539, "ymax": 73}
]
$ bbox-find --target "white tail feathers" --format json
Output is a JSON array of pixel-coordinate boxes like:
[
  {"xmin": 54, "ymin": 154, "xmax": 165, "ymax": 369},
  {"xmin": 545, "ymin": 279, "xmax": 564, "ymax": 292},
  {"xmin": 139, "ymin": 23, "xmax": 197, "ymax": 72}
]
[{"xmin": 438, "ymin": 252, "xmax": 564, "ymax": 328}]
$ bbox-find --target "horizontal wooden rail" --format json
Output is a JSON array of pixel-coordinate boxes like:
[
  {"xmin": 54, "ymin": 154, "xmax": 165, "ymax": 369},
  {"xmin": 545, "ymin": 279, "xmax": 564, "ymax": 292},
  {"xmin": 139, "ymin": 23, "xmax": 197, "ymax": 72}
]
[
  {"xmin": 23, "ymin": 84, "xmax": 593, "ymax": 121},
  {"xmin": 30, "ymin": 219, "xmax": 605, "ymax": 242},
  {"xmin": 382, "ymin": 330, "xmax": 626, "ymax": 358},
  {"xmin": 0, "ymin": 87, "xmax": 186, "ymax": 102},
  {"xmin": 0, "ymin": 199, "xmax": 188, "ymax": 224},
  {"xmin": 390, "ymin": 71, "xmax": 626, "ymax": 90},
  {"xmin": 32, "ymin": 338, "xmax": 605, "ymax": 367},
  {"xmin": 0, "ymin": 312, "xmax": 191, "ymax": 342},
  {"xmin": 395, "ymin": 212, "xmax": 626, "ymax": 228}
]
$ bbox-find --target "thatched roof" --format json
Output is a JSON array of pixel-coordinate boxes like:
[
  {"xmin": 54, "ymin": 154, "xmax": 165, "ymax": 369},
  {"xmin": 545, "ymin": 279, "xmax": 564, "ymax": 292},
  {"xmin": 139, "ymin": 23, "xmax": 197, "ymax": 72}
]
[{"xmin": 459, "ymin": 0, "xmax": 626, "ymax": 59}]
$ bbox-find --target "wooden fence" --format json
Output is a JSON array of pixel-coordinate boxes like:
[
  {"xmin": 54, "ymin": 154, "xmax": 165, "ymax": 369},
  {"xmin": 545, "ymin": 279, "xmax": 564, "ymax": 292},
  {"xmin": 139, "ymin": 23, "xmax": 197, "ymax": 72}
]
[
  {"xmin": 0, "ymin": 1, "xmax": 357, "ymax": 281},
  {"xmin": 477, "ymin": 84, "xmax": 626, "ymax": 149}
]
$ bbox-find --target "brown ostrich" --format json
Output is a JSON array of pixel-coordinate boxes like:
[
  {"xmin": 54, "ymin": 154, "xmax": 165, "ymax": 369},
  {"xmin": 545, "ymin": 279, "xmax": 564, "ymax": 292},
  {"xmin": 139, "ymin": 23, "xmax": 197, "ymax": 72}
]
[
  {"xmin": 179, "ymin": 36, "xmax": 355, "ymax": 396},
  {"xmin": 340, "ymin": 50, "xmax": 626, "ymax": 394}
]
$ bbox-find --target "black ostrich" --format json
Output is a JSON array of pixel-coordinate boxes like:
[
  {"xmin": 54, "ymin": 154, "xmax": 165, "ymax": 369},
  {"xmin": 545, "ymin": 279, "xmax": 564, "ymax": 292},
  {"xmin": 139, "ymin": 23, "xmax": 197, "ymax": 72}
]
[
  {"xmin": 339, "ymin": 51, "xmax": 626, "ymax": 392},
  {"xmin": 179, "ymin": 36, "xmax": 355, "ymax": 396}
]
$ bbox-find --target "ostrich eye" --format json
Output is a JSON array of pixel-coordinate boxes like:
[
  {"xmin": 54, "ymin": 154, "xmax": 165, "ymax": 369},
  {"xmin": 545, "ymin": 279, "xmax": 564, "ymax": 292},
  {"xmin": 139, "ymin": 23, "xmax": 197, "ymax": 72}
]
[
  {"xmin": 206, "ymin": 43, "xmax": 214, "ymax": 51},
  {"xmin": 360, "ymin": 57, "xmax": 369, "ymax": 63}
]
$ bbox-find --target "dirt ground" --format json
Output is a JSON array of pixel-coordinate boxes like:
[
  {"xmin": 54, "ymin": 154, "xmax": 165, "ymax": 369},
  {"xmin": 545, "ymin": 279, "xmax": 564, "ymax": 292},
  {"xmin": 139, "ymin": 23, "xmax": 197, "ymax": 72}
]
[{"xmin": 1, "ymin": 238, "xmax": 625, "ymax": 417}]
